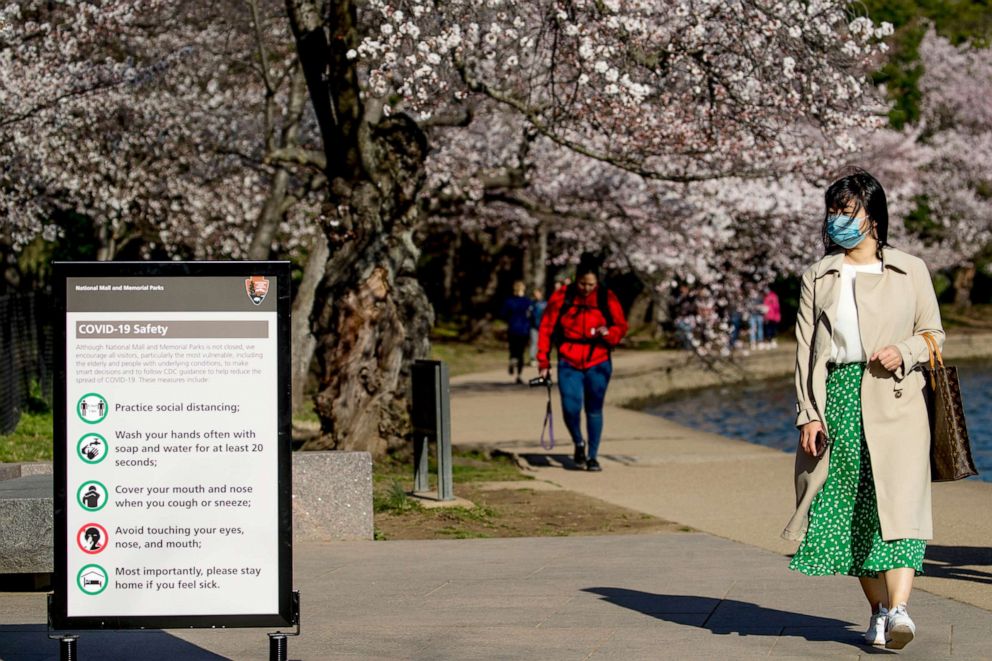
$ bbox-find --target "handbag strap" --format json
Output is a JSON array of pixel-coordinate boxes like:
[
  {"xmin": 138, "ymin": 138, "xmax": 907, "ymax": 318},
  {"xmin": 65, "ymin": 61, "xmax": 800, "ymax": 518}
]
[
  {"xmin": 922, "ymin": 332, "xmax": 942, "ymax": 389},
  {"xmin": 922, "ymin": 332, "xmax": 944, "ymax": 366}
]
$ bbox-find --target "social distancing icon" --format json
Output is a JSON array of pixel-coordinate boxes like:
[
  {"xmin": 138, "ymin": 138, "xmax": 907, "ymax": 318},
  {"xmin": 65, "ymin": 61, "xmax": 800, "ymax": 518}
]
[
  {"xmin": 77, "ymin": 564, "xmax": 108, "ymax": 595},
  {"xmin": 77, "ymin": 523, "xmax": 108, "ymax": 554},
  {"xmin": 77, "ymin": 433, "xmax": 109, "ymax": 464},
  {"xmin": 77, "ymin": 393, "xmax": 109, "ymax": 424}
]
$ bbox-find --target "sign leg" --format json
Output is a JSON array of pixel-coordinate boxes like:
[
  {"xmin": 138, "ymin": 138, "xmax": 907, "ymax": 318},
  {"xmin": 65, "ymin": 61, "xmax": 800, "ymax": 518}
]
[
  {"xmin": 269, "ymin": 633, "xmax": 288, "ymax": 661},
  {"xmin": 59, "ymin": 635, "xmax": 78, "ymax": 661}
]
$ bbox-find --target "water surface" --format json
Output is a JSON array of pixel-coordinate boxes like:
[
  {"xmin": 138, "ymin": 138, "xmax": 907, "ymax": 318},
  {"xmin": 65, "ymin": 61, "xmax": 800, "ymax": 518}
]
[{"xmin": 641, "ymin": 359, "xmax": 992, "ymax": 482}]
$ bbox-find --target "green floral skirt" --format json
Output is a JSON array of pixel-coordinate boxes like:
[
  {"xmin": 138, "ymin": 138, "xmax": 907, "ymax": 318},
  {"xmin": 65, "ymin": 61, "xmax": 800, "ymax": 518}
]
[{"xmin": 790, "ymin": 362, "xmax": 925, "ymax": 577}]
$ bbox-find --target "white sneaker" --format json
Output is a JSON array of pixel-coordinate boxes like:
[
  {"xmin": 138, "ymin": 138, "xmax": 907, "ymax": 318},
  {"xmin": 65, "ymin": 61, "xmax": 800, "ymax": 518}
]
[
  {"xmin": 864, "ymin": 604, "xmax": 887, "ymax": 646},
  {"xmin": 886, "ymin": 604, "xmax": 916, "ymax": 649}
]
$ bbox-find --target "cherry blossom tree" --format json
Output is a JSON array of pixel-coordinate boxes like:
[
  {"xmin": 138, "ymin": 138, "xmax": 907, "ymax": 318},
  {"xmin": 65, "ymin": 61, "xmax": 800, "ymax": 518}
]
[
  {"xmin": 915, "ymin": 28, "xmax": 992, "ymax": 304},
  {"xmin": 0, "ymin": 0, "xmax": 321, "ymax": 262},
  {"xmin": 284, "ymin": 0, "xmax": 895, "ymax": 453},
  {"xmin": 853, "ymin": 28, "xmax": 992, "ymax": 305},
  {"xmin": 1, "ymin": 0, "xmax": 325, "ymax": 403}
]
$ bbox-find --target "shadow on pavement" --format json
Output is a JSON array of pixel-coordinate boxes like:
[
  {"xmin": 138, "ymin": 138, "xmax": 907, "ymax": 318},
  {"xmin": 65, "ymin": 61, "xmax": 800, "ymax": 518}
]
[
  {"xmin": 924, "ymin": 545, "xmax": 992, "ymax": 585},
  {"xmin": 0, "ymin": 625, "xmax": 231, "ymax": 661},
  {"xmin": 450, "ymin": 381, "xmax": 535, "ymax": 394},
  {"xmin": 519, "ymin": 453, "xmax": 587, "ymax": 471},
  {"xmin": 583, "ymin": 588, "xmax": 895, "ymax": 654}
]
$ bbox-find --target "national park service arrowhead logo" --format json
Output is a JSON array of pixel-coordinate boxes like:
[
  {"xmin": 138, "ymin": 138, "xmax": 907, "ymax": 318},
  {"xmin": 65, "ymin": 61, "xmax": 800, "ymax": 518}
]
[{"xmin": 245, "ymin": 276, "xmax": 269, "ymax": 306}]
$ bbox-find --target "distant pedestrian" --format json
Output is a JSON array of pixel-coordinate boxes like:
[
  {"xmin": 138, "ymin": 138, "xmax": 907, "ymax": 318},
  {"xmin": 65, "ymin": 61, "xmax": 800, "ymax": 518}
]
[
  {"xmin": 747, "ymin": 287, "xmax": 766, "ymax": 350},
  {"xmin": 500, "ymin": 281, "xmax": 532, "ymax": 384},
  {"xmin": 528, "ymin": 288, "xmax": 547, "ymax": 366},
  {"xmin": 785, "ymin": 169, "xmax": 944, "ymax": 650},
  {"xmin": 763, "ymin": 288, "xmax": 781, "ymax": 348},
  {"xmin": 537, "ymin": 254, "xmax": 627, "ymax": 471},
  {"xmin": 672, "ymin": 284, "xmax": 696, "ymax": 350},
  {"xmin": 726, "ymin": 301, "xmax": 744, "ymax": 355}
]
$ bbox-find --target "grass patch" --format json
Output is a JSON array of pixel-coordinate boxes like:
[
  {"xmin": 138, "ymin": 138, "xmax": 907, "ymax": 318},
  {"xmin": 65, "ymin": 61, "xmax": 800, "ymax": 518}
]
[
  {"xmin": 0, "ymin": 410, "xmax": 54, "ymax": 463},
  {"xmin": 373, "ymin": 481, "xmax": 423, "ymax": 514},
  {"xmin": 940, "ymin": 303, "xmax": 992, "ymax": 332},
  {"xmin": 437, "ymin": 527, "xmax": 492, "ymax": 539},
  {"xmin": 429, "ymin": 342, "xmax": 509, "ymax": 377},
  {"xmin": 373, "ymin": 450, "xmax": 685, "ymax": 541},
  {"xmin": 373, "ymin": 448, "xmax": 528, "ymax": 492},
  {"xmin": 292, "ymin": 404, "xmax": 321, "ymax": 426}
]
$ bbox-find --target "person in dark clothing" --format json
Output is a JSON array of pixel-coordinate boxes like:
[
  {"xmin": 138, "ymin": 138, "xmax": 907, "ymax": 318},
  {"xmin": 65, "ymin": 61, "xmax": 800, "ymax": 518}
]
[
  {"xmin": 536, "ymin": 256, "xmax": 628, "ymax": 471},
  {"xmin": 500, "ymin": 281, "xmax": 533, "ymax": 384}
]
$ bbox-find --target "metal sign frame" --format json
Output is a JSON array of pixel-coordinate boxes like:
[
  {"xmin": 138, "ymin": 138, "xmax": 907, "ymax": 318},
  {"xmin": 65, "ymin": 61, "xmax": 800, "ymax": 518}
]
[
  {"xmin": 50, "ymin": 261, "xmax": 293, "ymax": 630},
  {"xmin": 411, "ymin": 360, "xmax": 453, "ymax": 501}
]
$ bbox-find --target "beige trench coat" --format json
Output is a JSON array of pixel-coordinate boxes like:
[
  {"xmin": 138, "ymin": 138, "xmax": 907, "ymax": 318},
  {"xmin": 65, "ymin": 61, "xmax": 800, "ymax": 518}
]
[{"xmin": 782, "ymin": 247, "xmax": 944, "ymax": 542}]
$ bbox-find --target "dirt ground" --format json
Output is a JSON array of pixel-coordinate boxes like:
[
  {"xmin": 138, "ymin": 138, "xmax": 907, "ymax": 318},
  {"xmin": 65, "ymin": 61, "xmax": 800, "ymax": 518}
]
[{"xmin": 374, "ymin": 481, "xmax": 689, "ymax": 541}]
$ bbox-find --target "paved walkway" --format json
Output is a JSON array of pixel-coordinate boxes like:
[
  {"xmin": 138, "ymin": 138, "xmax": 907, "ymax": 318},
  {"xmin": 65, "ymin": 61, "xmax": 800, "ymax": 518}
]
[
  {"xmin": 3, "ymin": 534, "xmax": 992, "ymax": 660},
  {"xmin": 2, "ymin": 338, "xmax": 990, "ymax": 659},
  {"xmin": 449, "ymin": 339, "xmax": 992, "ymax": 613}
]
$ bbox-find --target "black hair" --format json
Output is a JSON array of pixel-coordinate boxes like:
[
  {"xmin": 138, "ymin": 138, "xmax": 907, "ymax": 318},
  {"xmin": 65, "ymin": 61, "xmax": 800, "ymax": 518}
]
[
  {"xmin": 822, "ymin": 168, "xmax": 889, "ymax": 261},
  {"xmin": 576, "ymin": 252, "xmax": 601, "ymax": 280}
]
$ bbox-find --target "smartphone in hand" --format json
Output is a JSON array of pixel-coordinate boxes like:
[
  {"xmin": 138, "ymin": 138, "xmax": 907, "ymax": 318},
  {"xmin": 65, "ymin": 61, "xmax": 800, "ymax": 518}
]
[{"xmin": 814, "ymin": 430, "xmax": 831, "ymax": 457}]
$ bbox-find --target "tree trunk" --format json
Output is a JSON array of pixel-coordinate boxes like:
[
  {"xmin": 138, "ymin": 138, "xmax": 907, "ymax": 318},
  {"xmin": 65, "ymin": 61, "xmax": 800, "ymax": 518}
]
[
  {"xmin": 627, "ymin": 290, "xmax": 653, "ymax": 331},
  {"xmin": 247, "ymin": 168, "xmax": 291, "ymax": 261},
  {"xmin": 442, "ymin": 228, "xmax": 461, "ymax": 313},
  {"xmin": 953, "ymin": 262, "xmax": 975, "ymax": 308},
  {"xmin": 95, "ymin": 222, "xmax": 117, "ymax": 261},
  {"xmin": 290, "ymin": 233, "xmax": 328, "ymax": 414},
  {"xmin": 287, "ymin": 0, "xmax": 435, "ymax": 457},
  {"xmin": 248, "ymin": 68, "xmax": 309, "ymax": 261},
  {"xmin": 521, "ymin": 229, "xmax": 546, "ymax": 294},
  {"xmin": 532, "ymin": 222, "xmax": 548, "ymax": 294}
]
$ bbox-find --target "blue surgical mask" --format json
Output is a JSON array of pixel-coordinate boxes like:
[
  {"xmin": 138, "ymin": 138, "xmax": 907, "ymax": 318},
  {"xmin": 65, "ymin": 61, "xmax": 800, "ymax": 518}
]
[{"xmin": 826, "ymin": 214, "xmax": 869, "ymax": 249}]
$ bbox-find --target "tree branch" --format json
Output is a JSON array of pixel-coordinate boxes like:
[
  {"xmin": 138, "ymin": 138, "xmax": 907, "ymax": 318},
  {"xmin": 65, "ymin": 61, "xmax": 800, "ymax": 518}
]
[
  {"xmin": 459, "ymin": 68, "xmax": 774, "ymax": 184},
  {"xmin": 0, "ymin": 79, "xmax": 126, "ymax": 129},
  {"xmin": 265, "ymin": 146, "xmax": 327, "ymax": 170},
  {"xmin": 418, "ymin": 106, "xmax": 474, "ymax": 128}
]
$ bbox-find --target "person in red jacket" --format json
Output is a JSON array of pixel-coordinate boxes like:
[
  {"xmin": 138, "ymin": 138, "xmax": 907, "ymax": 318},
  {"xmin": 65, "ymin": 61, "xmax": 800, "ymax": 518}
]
[
  {"xmin": 537, "ymin": 256, "xmax": 628, "ymax": 471},
  {"xmin": 763, "ymin": 288, "xmax": 781, "ymax": 349}
]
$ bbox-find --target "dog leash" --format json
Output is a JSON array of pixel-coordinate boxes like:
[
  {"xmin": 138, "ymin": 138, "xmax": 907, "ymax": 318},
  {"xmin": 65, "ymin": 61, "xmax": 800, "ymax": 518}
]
[{"xmin": 539, "ymin": 379, "xmax": 555, "ymax": 451}]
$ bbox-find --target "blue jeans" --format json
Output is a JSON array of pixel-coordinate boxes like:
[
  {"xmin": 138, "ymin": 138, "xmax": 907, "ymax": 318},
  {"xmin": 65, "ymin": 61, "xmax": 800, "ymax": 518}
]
[
  {"xmin": 557, "ymin": 360, "xmax": 613, "ymax": 460},
  {"xmin": 748, "ymin": 314, "xmax": 764, "ymax": 345}
]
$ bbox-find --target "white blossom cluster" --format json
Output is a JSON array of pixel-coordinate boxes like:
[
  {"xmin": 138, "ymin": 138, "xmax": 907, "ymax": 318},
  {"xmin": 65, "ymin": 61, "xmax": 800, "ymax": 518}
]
[
  {"xmin": 355, "ymin": 0, "xmax": 891, "ymax": 179},
  {"xmin": 4, "ymin": 0, "xmax": 985, "ymax": 349},
  {"xmin": 912, "ymin": 29, "xmax": 992, "ymax": 270},
  {"xmin": 411, "ymin": 18, "xmax": 989, "ymax": 348},
  {"xmin": 394, "ymin": 0, "xmax": 894, "ymax": 324},
  {"xmin": 1, "ymin": 0, "xmax": 320, "ymax": 258}
]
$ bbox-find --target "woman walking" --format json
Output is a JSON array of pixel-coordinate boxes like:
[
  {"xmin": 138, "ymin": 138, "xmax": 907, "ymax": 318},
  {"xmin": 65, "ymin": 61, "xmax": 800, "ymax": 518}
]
[
  {"xmin": 783, "ymin": 169, "xmax": 944, "ymax": 650},
  {"xmin": 537, "ymin": 255, "xmax": 627, "ymax": 471}
]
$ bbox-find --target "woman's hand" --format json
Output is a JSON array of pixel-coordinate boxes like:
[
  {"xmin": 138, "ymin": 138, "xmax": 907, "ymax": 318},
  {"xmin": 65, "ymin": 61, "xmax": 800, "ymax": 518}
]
[
  {"xmin": 869, "ymin": 345, "xmax": 902, "ymax": 372},
  {"xmin": 800, "ymin": 421, "xmax": 825, "ymax": 457}
]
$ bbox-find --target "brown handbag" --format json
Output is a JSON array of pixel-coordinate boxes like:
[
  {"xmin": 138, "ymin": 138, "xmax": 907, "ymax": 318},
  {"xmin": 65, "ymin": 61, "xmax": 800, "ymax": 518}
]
[{"xmin": 922, "ymin": 333, "xmax": 978, "ymax": 482}]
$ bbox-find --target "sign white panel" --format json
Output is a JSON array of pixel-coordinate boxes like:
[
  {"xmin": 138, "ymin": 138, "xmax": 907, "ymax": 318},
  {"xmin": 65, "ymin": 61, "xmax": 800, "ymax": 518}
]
[{"xmin": 55, "ymin": 268, "xmax": 291, "ymax": 626}]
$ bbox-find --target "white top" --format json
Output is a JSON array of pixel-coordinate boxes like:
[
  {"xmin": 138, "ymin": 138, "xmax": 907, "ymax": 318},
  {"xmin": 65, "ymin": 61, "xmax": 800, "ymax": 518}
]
[{"xmin": 830, "ymin": 261, "xmax": 883, "ymax": 363}]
